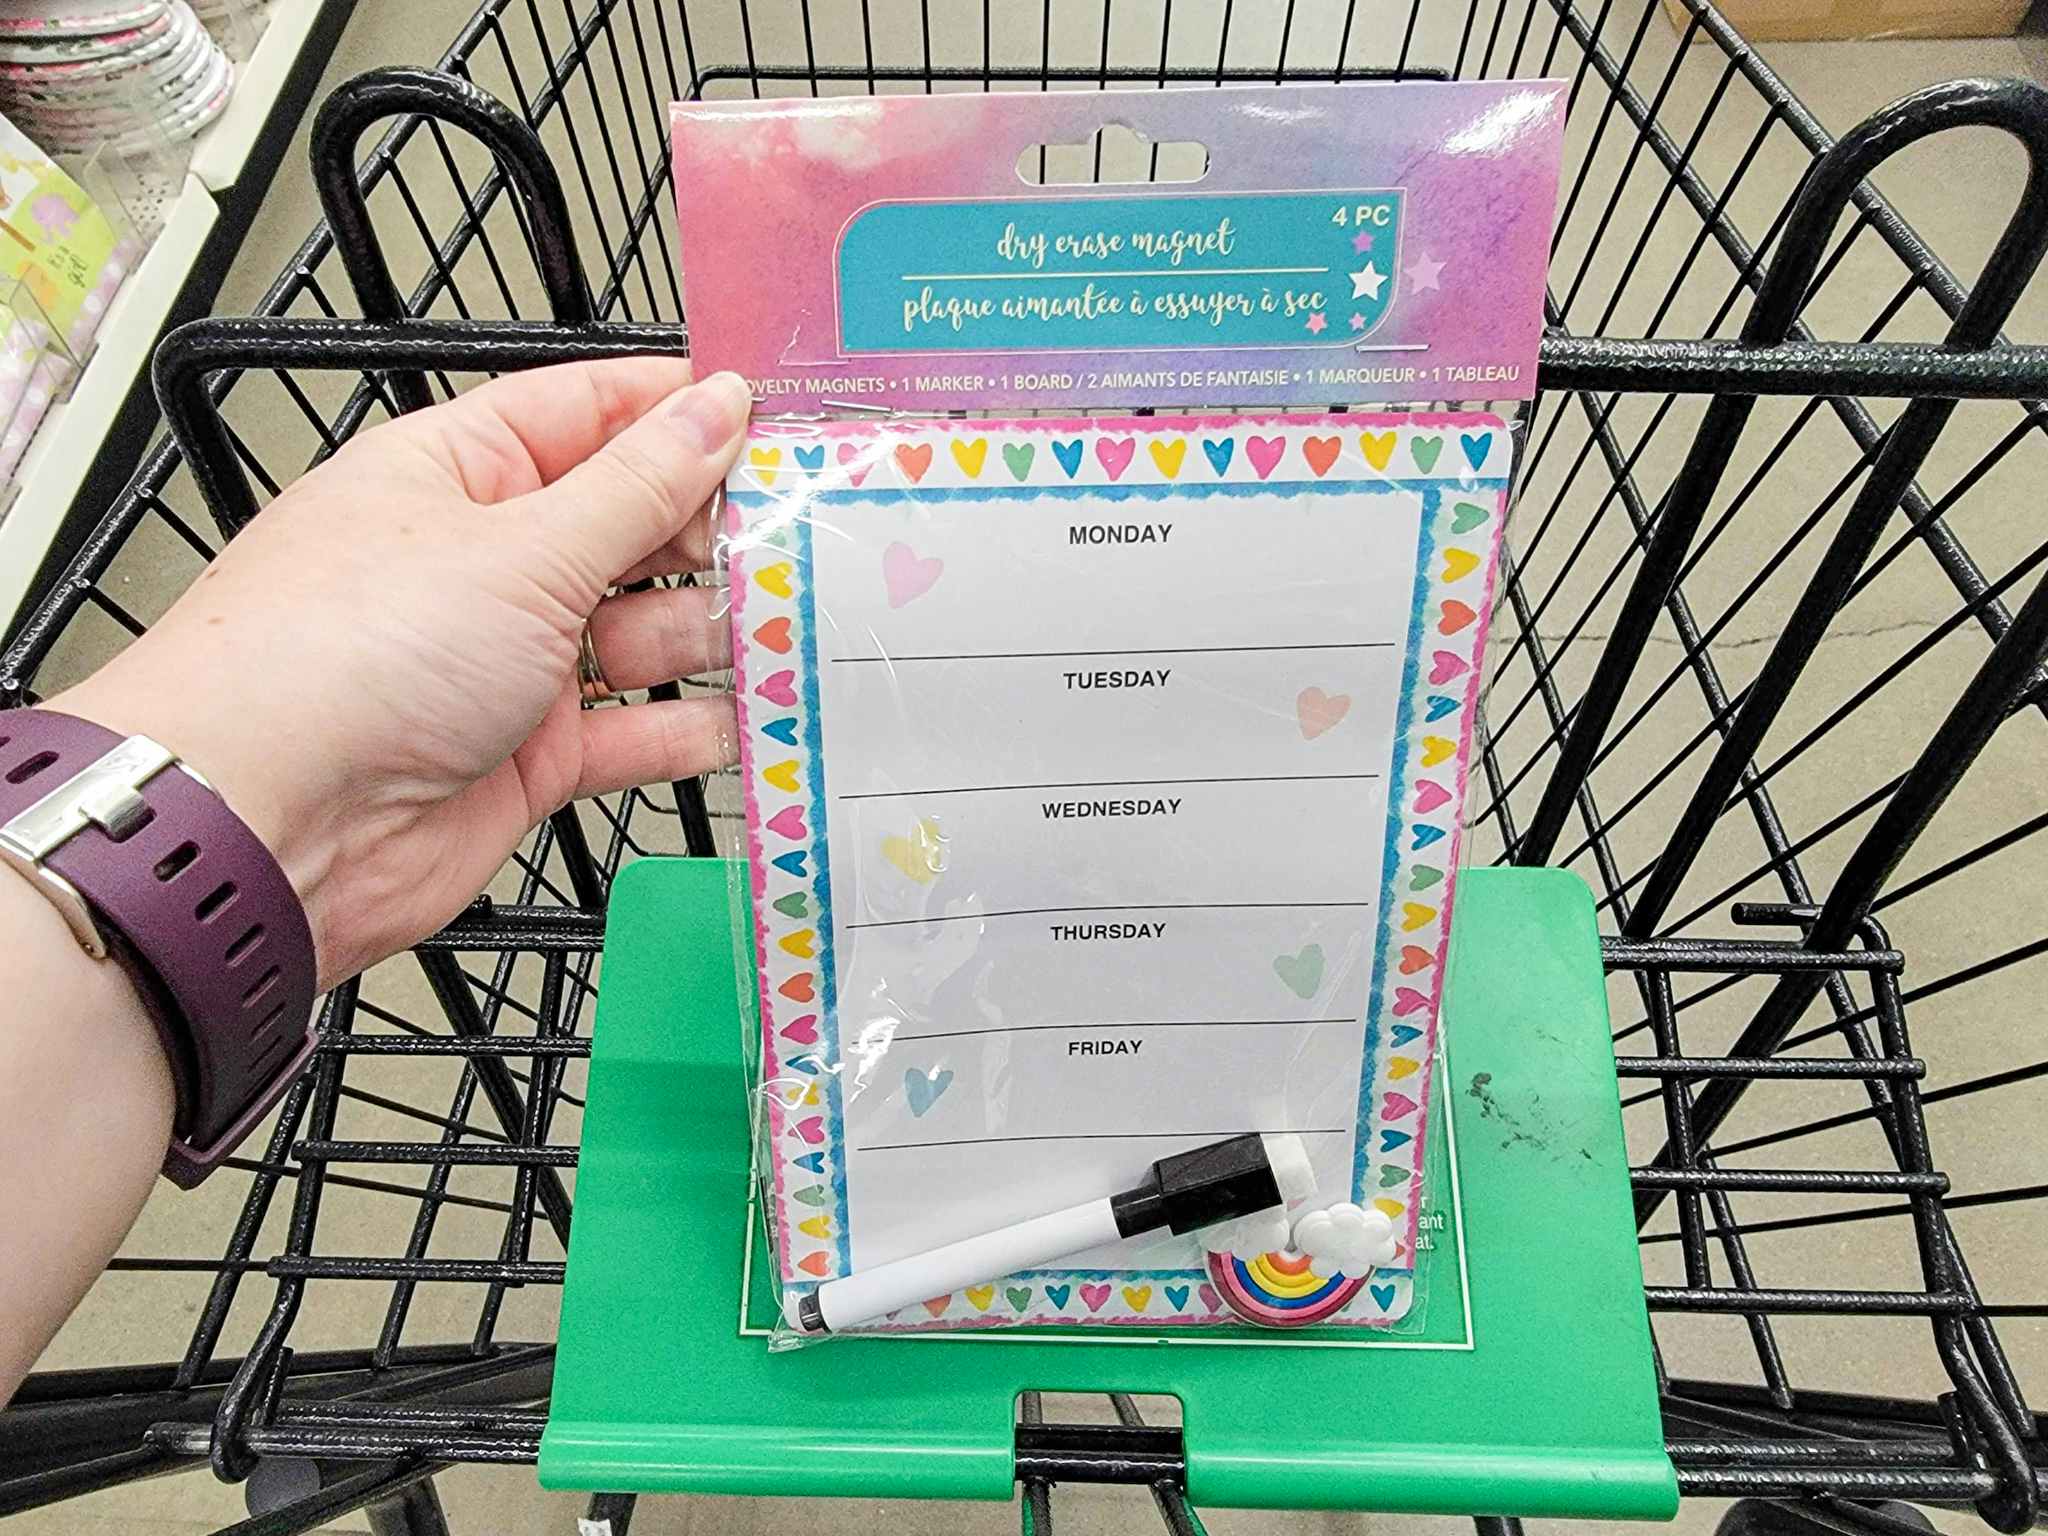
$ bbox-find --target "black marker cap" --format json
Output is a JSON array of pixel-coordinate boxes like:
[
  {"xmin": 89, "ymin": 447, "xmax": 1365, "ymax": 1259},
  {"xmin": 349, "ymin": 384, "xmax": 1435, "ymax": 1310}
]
[{"xmin": 1108, "ymin": 1132, "xmax": 1314, "ymax": 1238}]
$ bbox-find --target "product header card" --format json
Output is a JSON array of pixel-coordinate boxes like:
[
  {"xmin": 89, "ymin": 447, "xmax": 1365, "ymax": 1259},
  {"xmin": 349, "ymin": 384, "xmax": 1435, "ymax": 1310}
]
[{"xmin": 672, "ymin": 82, "xmax": 1565, "ymax": 413}]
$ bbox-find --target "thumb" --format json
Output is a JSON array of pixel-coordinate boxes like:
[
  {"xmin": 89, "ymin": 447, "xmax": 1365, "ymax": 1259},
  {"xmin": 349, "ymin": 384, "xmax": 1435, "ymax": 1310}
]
[{"xmin": 524, "ymin": 368, "xmax": 750, "ymax": 602}]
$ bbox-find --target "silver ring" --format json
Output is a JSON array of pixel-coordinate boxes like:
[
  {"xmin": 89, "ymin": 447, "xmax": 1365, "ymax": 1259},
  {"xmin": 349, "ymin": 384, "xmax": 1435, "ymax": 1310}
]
[{"xmin": 577, "ymin": 622, "xmax": 615, "ymax": 706}]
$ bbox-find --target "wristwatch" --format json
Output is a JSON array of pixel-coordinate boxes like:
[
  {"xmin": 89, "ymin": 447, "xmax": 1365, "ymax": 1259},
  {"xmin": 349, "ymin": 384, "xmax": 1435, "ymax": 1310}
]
[{"xmin": 0, "ymin": 707, "xmax": 319, "ymax": 1188}]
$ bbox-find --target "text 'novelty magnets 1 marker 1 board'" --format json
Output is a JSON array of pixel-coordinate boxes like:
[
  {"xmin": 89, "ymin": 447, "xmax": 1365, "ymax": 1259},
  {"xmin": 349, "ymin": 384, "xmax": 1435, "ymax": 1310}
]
[{"xmin": 670, "ymin": 80, "xmax": 1565, "ymax": 1344}]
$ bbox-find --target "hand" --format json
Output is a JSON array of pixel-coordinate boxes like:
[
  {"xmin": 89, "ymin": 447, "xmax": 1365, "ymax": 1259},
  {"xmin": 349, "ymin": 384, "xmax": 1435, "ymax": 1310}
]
[{"xmin": 54, "ymin": 358, "xmax": 749, "ymax": 988}]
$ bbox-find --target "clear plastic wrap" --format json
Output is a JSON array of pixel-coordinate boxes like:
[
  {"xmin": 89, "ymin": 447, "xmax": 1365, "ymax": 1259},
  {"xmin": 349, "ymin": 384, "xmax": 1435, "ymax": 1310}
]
[{"xmin": 720, "ymin": 410, "xmax": 1521, "ymax": 1347}]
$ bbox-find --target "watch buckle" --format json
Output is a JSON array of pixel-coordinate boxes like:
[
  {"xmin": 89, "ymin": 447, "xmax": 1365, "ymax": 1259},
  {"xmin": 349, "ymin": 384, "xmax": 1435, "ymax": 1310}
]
[{"xmin": 0, "ymin": 733, "xmax": 184, "ymax": 960}]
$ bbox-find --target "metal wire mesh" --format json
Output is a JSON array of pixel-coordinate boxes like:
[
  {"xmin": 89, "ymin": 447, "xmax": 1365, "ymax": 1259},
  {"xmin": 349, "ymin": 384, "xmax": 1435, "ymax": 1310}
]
[{"xmin": 2, "ymin": 3, "xmax": 2046, "ymax": 1533}]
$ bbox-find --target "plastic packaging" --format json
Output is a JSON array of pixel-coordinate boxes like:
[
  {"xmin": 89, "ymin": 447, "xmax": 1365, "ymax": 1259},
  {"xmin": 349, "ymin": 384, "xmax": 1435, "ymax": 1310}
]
[{"xmin": 673, "ymin": 76, "xmax": 1562, "ymax": 1345}]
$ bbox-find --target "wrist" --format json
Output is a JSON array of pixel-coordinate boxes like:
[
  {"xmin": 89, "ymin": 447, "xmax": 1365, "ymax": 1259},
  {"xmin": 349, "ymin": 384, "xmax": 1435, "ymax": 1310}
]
[{"xmin": 45, "ymin": 671, "xmax": 340, "ymax": 983}]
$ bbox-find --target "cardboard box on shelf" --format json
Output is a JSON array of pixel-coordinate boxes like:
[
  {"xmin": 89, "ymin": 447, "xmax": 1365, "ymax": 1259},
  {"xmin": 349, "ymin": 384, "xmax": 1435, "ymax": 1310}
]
[{"xmin": 1663, "ymin": 0, "xmax": 2029, "ymax": 40}]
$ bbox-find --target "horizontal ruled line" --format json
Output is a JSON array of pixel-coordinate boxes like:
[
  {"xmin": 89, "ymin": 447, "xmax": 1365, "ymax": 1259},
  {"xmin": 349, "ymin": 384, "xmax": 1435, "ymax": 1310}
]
[
  {"xmin": 859, "ymin": 1128, "xmax": 1351, "ymax": 1153},
  {"xmin": 893, "ymin": 1017, "xmax": 1352, "ymax": 1043},
  {"xmin": 827, "ymin": 642, "xmax": 1396, "ymax": 664},
  {"xmin": 901, "ymin": 266, "xmax": 1328, "ymax": 281},
  {"xmin": 838, "ymin": 772, "xmax": 1379, "ymax": 802},
  {"xmin": 844, "ymin": 901, "xmax": 1372, "ymax": 931}
]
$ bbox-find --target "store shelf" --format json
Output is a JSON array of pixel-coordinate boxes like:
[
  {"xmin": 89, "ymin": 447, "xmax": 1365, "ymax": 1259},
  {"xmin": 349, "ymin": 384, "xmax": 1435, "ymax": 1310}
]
[
  {"xmin": 193, "ymin": 2, "xmax": 331, "ymax": 193},
  {"xmin": 0, "ymin": 0, "xmax": 354, "ymax": 639},
  {"xmin": 0, "ymin": 177, "xmax": 218, "ymax": 633}
]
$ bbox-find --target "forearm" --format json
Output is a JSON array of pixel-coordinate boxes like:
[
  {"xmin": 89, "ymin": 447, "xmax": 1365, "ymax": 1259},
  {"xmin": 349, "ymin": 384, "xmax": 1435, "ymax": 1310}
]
[{"xmin": 0, "ymin": 863, "xmax": 174, "ymax": 1401}]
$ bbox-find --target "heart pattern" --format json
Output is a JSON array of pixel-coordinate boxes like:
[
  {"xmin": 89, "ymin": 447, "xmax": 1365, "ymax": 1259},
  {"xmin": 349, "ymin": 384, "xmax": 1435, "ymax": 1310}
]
[
  {"xmin": 1296, "ymin": 686, "xmax": 1351, "ymax": 740},
  {"xmin": 1273, "ymin": 942, "xmax": 1325, "ymax": 1000},
  {"xmin": 731, "ymin": 422, "xmax": 1506, "ymax": 1319},
  {"xmin": 904, "ymin": 1066, "xmax": 953, "ymax": 1117},
  {"xmin": 1002, "ymin": 441, "xmax": 1035, "ymax": 480}
]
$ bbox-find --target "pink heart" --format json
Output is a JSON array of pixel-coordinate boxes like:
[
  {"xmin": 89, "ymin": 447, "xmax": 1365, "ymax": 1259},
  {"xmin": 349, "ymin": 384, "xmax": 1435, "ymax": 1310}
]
[
  {"xmin": 1246, "ymin": 435, "xmax": 1286, "ymax": 479},
  {"xmin": 1383, "ymin": 1092, "xmax": 1418, "ymax": 1120},
  {"xmin": 766, "ymin": 805, "xmax": 807, "ymax": 840},
  {"xmin": 837, "ymin": 441, "xmax": 871, "ymax": 486},
  {"xmin": 1199, "ymin": 1283, "xmax": 1222, "ymax": 1312},
  {"xmin": 1095, "ymin": 436, "xmax": 1135, "ymax": 480},
  {"xmin": 781, "ymin": 1014, "xmax": 820, "ymax": 1045},
  {"xmin": 1297, "ymin": 686, "xmax": 1351, "ymax": 740},
  {"xmin": 1413, "ymin": 779, "xmax": 1451, "ymax": 814},
  {"xmin": 754, "ymin": 670, "xmax": 798, "ymax": 707},
  {"xmin": 1392, "ymin": 987, "xmax": 1427, "ymax": 1017},
  {"xmin": 882, "ymin": 541, "xmax": 944, "ymax": 609},
  {"xmin": 1080, "ymin": 1282, "xmax": 1112, "ymax": 1312},
  {"xmin": 1429, "ymin": 650, "xmax": 1469, "ymax": 685},
  {"xmin": 796, "ymin": 1115, "xmax": 825, "ymax": 1144}
]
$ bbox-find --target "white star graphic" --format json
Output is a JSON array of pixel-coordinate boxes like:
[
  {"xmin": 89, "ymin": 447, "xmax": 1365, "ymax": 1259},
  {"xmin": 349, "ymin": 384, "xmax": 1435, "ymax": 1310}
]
[
  {"xmin": 1349, "ymin": 262, "xmax": 1386, "ymax": 301},
  {"xmin": 1407, "ymin": 252, "xmax": 1445, "ymax": 294}
]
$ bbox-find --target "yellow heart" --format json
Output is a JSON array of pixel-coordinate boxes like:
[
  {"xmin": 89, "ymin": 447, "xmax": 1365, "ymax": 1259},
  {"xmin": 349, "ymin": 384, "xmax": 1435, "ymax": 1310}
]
[
  {"xmin": 1149, "ymin": 437, "xmax": 1187, "ymax": 478},
  {"xmin": 754, "ymin": 562, "xmax": 794, "ymax": 599},
  {"xmin": 1441, "ymin": 547, "xmax": 1480, "ymax": 583},
  {"xmin": 965, "ymin": 1284, "xmax": 995, "ymax": 1311},
  {"xmin": 1388, "ymin": 1057, "xmax": 1420, "ymax": 1079},
  {"xmin": 748, "ymin": 445, "xmax": 782, "ymax": 486},
  {"xmin": 778, "ymin": 928, "xmax": 816, "ymax": 959},
  {"xmin": 762, "ymin": 759, "xmax": 800, "ymax": 792},
  {"xmin": 1401, "ymin": 902, "xmax": 1438, "ymax": 932},
  {"xmin": 951, "ymin": 437, "xmax": 989, "ymax": 477},
  {"xmin": 1373, "ymin": 1198, "xmax": 1405, "ymax": 1220},
  {"xmin": 780, "ymin": 1080, "xmax": 821, "ymax": 1107},
  {"xmin": 798, "ymin": 1214, "xmax": 832, "ymax": 1239},
  {"xmin": 1122, "ymin": 1284, "xmax": 1153, "ymax": 1312},
  {"xmin": 1420, "ymin": 735, "xmax": 1455, "ymax": 767},
  {"xmin": 880, "ymin": 819, "xmax": 945, "ymax": 884},
  {"xmin": 1360, "ymin": 430, "xmax": 1397, "ymax": 471}
]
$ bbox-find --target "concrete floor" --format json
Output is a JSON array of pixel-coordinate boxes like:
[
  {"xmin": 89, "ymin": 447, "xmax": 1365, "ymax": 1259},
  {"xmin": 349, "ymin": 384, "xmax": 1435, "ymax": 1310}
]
[{"xmin": 9, "ymin": 1, "xmax": 2048, "ymax": 1532}]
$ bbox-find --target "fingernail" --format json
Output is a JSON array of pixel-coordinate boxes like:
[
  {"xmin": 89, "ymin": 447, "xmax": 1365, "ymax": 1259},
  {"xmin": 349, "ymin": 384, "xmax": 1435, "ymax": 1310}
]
[{"xmin": 669, "ymin": 370, "xmax": 751, "ymax": 454}]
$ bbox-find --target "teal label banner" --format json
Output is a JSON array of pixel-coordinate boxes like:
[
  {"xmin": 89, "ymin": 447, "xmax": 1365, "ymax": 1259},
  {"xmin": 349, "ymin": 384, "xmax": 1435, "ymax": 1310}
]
[{"xmin": 837, "ymin": 190, "xmax": 1404, "ymax": 355}]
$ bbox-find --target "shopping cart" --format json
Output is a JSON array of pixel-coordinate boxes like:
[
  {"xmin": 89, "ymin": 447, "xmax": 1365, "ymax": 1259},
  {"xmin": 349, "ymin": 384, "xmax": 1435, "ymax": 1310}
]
[{"xmin": 3, "ymin": 2, "xmax": 2046, "ymax": 1533}]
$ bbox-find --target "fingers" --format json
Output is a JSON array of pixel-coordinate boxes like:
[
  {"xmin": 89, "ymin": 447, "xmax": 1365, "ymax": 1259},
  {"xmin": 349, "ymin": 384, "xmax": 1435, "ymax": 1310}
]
[
  {"xmin": 383, "ymin": 354, "xmax": 698, "ymax": 503},
  {"xmin": 585, "ymin": 582, "xmax": 732, "ymax": 690},
  {"xmin": 574, "ymin": 693, "xmax": 737, "ymax": 801},
  {"xmin": 613, "ymin": 492, "xmax": 719, "ymax": 584},
  {"xmin": 523, "ymin": 370, "xmax": 751, "ymax": 607}
]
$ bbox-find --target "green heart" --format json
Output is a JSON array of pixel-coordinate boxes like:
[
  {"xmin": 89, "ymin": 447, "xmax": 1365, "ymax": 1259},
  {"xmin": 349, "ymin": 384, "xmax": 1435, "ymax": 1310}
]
[
  {"xmin": 1380, "ymin": 1163, "xmax": 1411, "ymax": 1188},
  {"xmin": 1001, "ymin": 441, "xmax": 1035, "ymax": 480},
  {"xmin": 1006, "ymin": 1286, "xmax": 1032, "ymax": 1312},
  {"xmin": 1451, "ymin": 500, "xmax": 1488, "ymax": 534},
  {"xmin": 773, "ymin": 891, "xmax": 808, "ymax": 919},
  {"xmin": 1273, "ymin": 943, "xmax": 1325, "ymax": 1000},
  {"xmin": 1410, "ymin": 865, "xmax": 1443, "ymax": 891},
  {"xmin": 1411, "ymin": 436, "xmax": 1443, "ymax": 473},
  {"xmin": 793, "ymin": 1184, "xmax": 829, "ymax": 1206}
]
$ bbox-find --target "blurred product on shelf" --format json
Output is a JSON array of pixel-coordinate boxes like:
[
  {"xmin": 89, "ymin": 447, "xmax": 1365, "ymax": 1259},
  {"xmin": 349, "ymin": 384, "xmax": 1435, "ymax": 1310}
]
[
  {"xmin": 0, "ymin": 0, "xmax": 234, "ymax": 155},
  {"xmin": 0, "ymin": 107, "xmax": 140, "ymax": 502}
]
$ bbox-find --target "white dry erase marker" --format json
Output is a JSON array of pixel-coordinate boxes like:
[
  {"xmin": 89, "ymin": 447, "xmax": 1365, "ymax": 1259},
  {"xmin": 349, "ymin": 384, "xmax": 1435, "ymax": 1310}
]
[{"xmin": 790, "ymin": 1131, "xmax": 1317, "ymax": 1335}]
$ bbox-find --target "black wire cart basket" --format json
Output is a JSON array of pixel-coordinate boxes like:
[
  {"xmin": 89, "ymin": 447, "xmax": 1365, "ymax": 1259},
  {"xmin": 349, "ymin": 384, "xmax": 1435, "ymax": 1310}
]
[{"xmin": 4, "ymin": 2, "xmax": 2047, "ymax": 1533}]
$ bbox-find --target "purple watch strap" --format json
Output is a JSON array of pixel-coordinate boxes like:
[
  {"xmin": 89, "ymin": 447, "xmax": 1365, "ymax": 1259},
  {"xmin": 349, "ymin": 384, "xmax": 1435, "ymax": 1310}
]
[{"xmin": 0, "ymin": 708, "xmax": 318, "ymax": 1187}]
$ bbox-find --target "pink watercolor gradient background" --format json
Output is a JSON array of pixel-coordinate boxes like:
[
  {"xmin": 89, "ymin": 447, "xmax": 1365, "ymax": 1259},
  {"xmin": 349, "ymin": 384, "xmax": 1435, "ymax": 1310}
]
[{"xmin": 672, "ymin": 81, "xmax": 1564, "ymax": 414}]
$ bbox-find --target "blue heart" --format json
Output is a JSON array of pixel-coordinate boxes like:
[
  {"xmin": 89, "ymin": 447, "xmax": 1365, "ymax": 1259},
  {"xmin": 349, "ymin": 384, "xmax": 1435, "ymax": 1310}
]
[
  {"xmin": 795, "ymin": 444, "xmax": 825, "ymax": 470},
  {"xmin": 771, "ymin": 850, "xmax": 808, "ymax": 878},
  {"xmin": 1044, "ymin": 1283, "xmax": 1072, "ymax": 1310},
  {"xmin": 793, "ymin": 1151, "xmax": 825, "ymax": 1173},
  {"xmin": 790, "ymin": 1056, "xmax": 820, "ymax": 1075},
  {"xmin": 1165, "ymin": 1284, "xmax": 1190, "ymax": 1310},
  {"xmin": 1390, "ymin": 1023, "xmax": 1424, "ymax": 1047},
  {"xmin": 1370, "ymin": 1282, "xmax": 1397, "ymax": 1311},
  {"xmin": 1379, "ymin": 1129, "xmax": 1412, "ymax": 1152},
  {"xmin": 1460, "ymin": 431, "xmax": 1492, "ymax": 471},
  {"xmin": 1051, "ymin": 439, "xmax": 1084, "ymax": 478},
  {"xmin": 1411, "ymin": 824, "xmax": 1447, "ymax": 851},
  {"xmin": 763, "ymin": 717, "xmax": 799, "ymax": 746},
  {"xmin": 1423, "ymin": 696, "xmax": 1457, "ymax": 723},
  {"xmin": 904, "ymin": 1066, "xmax": 953, "ymax": 1117},
  {"xmin": 1201, "ymin": 437, "xmax": 1234, "ymax": 476}
]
